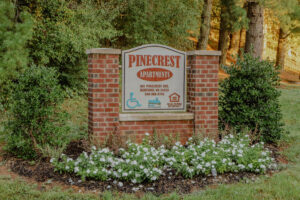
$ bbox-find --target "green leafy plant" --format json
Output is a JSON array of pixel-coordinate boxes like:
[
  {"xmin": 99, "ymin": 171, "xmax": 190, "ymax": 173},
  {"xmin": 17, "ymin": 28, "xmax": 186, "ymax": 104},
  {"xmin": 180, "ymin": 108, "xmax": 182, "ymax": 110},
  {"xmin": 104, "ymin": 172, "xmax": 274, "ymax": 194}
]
[
  {"xmin": 0, "ymin": 1, "xmax": 33, "ymax": 109},
  {"xmin": 51, "ymin": 134, "xmax": 276, "ymax": 183},
  {"xmin": 219, "ymin": 52, "xmax": 285, "ymax": 143},
  {"xmin": 24, "ymin": 0, "xmax": 121, "ymax": 95},
  {"xmin": 3, "ymin": 66, "xmax": 71, "ymax": 159}
]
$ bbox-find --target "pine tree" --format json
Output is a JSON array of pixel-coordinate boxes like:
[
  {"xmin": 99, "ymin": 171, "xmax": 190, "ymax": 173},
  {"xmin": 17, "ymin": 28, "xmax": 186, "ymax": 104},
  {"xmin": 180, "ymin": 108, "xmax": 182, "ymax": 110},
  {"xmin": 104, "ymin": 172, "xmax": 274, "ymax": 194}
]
[
  {"xmin": 197, "ymin": 0, "xmax": 213, "ymax": 49},
  {"xmin": 267, "ymin": 0, "xmax": 300, "ymax": 68},
  {"xmin": 0, "ymin": 1, "xmax": 33, "ymax": 109},
  {"xmin": 244, "ymin": 0, "xmax": 264, "ymax": 59},
  {"xmin": 218, "ymin": 0, "xmax": 248, "ymax": 65}
]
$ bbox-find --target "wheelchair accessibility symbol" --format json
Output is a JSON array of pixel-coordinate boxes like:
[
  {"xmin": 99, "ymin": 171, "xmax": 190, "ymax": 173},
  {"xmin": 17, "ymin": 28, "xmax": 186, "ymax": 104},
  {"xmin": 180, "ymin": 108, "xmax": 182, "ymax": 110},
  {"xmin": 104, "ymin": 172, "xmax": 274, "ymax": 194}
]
[{"xmin": 126, "ymin": 92, "xmax": 141, "ymax": 109}]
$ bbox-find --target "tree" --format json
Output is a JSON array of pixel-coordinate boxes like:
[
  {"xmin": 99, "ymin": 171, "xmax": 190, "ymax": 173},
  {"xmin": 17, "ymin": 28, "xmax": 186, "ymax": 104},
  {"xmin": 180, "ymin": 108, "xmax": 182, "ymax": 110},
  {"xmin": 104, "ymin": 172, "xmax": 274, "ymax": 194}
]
[
  {"xmin": 16, "ymin": 0, "xmax": 121, "ymax": 94},
  {"xmin": 229, "ymin": 31, "xmax": 241, "ymax": 56},
  {"xmin": 0, "ymin": 1, "xmax": 33, "ymax": 109},
  {"xmin": 116, "ymin": 0, "xmax": 201, "ymax": 50},
  {"xmin": 197, "ymin": 0, "xmax": 213, "ymax": 49},
  {"xmin": 268, "ymin": 0, "xmax": 300, "ymax": 68},
  {"xmin": 244, "ymin": 0, "xmax": 264, "ymax": 59},
  {"xmin": 218, "ymin": 0, "xmax": 248, "ymax": 65}
]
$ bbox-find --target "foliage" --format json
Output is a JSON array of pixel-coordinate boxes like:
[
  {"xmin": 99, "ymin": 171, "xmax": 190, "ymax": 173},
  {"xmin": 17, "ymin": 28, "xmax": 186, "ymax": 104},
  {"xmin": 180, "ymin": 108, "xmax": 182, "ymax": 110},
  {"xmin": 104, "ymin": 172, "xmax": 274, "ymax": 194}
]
[
  {"xmin": 115, "ymin": 0, "xmax": 202, "ymax": 50},
  {"xmin": 0, "ymin": 1, "xmax": 33, "ymax": 109},
  {"xmin": 219, "ymin": 52, "xmax": 285, "ymax": 143},
  {"xmin": 219, "ymin": 0, "xmax": 248, "ymax": 33},
  {"xmin": 2, "ymin": 66, "xmax": 71, "ymax": 159},
  {"xmin": 22, "ymin": 0, "xmax": 121, "ymax": 94},
  {"xmin": 51, "ymin": 134, "xmax": 276, "ymax": 183},
  {"xmin": 267, "ymin": 0, "xmax": 300, "ymax": 35}
]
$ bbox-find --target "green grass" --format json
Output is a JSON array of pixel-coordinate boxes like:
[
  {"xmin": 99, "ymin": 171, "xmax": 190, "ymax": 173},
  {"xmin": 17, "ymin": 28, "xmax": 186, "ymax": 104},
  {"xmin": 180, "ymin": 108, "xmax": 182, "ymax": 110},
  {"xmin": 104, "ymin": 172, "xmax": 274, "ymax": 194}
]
[{"xmin": 0, "ymin": 88, "xmax": 300, "ymax": 200}]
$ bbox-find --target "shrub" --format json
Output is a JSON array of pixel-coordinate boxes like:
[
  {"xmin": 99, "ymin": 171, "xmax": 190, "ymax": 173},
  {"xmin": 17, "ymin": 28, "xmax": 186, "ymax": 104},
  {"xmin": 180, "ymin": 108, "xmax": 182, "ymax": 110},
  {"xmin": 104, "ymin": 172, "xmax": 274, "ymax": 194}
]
[
  {"xmin": 23, "ymin": 0, "xmax": 121, "ymax": 94},
  {"xmin": 0, "ymin": 1, "xmax": 33, "ymax": 109},
  {"xmin": 219, "ymin": 52, "xmax": 285, "ymax": 143},
  {"xmin": 51, "ymin": 134, "xmax": 276, "ymax": 183},
  {"xmin": 3, "ymin": 66, "xmax": 71, "ymax": 159}
]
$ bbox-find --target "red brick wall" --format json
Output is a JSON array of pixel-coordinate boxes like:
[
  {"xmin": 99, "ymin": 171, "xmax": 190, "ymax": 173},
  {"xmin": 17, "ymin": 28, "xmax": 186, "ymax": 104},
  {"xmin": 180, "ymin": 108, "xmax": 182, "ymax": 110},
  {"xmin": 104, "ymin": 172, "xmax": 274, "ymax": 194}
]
[
  {"xmin": 87, "ymin": 49, "xmax": 220, "ymax": 145},
  {"xmin": 119, "ymin": 120, "xmax": 194, "ymax": 144},
  {"xmin": 187, "ymin": 53, "xmax": 219, "ymax": 139},
  {"xmin": 87, "ymin": 52, "xmax": 120, "ymax": 144}
]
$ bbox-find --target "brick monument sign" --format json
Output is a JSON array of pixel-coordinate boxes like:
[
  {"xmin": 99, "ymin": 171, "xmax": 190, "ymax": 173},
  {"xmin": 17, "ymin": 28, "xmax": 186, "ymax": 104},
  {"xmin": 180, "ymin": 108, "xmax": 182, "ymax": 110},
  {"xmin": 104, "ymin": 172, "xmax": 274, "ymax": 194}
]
[{"xmin": 86, "ymin": 45, "xmax": 220, "ymax": 144}]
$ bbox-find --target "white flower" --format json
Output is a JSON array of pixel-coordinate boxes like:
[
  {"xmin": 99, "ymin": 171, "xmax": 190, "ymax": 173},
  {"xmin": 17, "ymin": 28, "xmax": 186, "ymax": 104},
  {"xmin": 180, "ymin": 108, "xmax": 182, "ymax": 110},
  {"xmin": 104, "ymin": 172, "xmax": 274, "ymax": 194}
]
[
  {"xmin": 151, "ymin": 176, "xmax": 157, "ymax": 180},
  {"xmin": 145, "ymin": 132, "xmax": 150, "ymax": 136},
  {"xmin": 205, "ymin": 162, "xmax": 211, "ymax": 167},
  {"xmin": 131, "ymin": 160, "xmax": 137, "ymax": 165},
  {"xmin": 118, "ymin": 182, "xmax": 123, "ymax": 187},
  {"xmin": 248, "ymin": 163, "xmax": 253, "ymax": 168},
  {"xmin": 211, "ymin": 160, "xmax": 217, "ymax": 164},
  {"xmin": 260, "ymin": 164, "xmax": 266, "ymax": 169},
  {"xmin": 74, "ymin": 167, "xmax": 79, "ymax": 172},
  {"xmin": 238, "ymin": 164, "xmax": 245, "ymax": 169},
  {"xmin": 261, "ymin": 151, "xmax": 267, "ymax": 156},
  {"xmin": 50, "ymin": 158, "xmax": 55, "ymax": 163},
  {"xmin": 86, "ymin": 169, "xmax": 91, "ymax": 174},
  {"xmin": 65, "ymin": 166, "xmax": 70, "ymax": 170},
  {"xmin": 197, "ymin": 164, "xmax": 202, "ymax": 169},
  {"xmin": 211, "ymin": 168, "xmax": 217, "ymax": 177},
  {"xmin": 92, "ymin": 146, "xmax": 96, "ymax": 151}
]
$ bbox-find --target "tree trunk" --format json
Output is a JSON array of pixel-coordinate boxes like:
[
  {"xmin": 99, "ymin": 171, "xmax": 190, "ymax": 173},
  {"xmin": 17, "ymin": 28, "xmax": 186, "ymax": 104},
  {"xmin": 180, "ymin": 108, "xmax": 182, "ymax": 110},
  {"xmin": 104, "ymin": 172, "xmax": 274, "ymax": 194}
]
[
  {"xmin": 197, "ymin": 0, "xmax": 213, "ymax": 50},
  {"xmin": 245, "ymin": 1, "xmax": 264, "ymax": 59},
  {"xmin": 239, "ymin": 28, "xmax": 247, "ymax": 56},
  {"xmin": 229, "ymin": 31, "xmax": 241, "ymax": 56},
  {"xmin": 218, "ymin": 17, "xmax": 230, "ymax": 65},
  {"xmin": 276, "ymin": 28, "xmax": 287, "ymax": 68}
]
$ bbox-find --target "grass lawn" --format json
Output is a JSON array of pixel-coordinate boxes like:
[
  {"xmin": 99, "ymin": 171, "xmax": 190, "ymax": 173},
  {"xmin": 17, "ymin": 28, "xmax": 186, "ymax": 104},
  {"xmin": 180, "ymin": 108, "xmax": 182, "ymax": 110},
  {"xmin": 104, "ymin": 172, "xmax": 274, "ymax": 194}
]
[{"xmin": 0, "ymin": 88, "xmax": 299, "ymax": 200}]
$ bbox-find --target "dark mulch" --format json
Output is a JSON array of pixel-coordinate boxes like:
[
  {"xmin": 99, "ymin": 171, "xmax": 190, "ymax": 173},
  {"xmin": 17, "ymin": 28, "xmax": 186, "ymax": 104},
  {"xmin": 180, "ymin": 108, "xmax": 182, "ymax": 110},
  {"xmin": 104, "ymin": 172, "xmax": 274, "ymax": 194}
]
[{"xmin": 7, "ymin": 140, "xmax": 282, "ymax": 195}]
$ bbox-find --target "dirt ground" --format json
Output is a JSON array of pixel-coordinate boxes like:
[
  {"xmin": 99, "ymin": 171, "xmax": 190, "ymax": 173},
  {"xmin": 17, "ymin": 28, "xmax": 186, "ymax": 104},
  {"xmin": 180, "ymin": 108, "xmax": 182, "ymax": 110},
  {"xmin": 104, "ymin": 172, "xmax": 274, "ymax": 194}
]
[{"xmin": 0, "ymin": 141, "xmax": 286, "ymax": 196}]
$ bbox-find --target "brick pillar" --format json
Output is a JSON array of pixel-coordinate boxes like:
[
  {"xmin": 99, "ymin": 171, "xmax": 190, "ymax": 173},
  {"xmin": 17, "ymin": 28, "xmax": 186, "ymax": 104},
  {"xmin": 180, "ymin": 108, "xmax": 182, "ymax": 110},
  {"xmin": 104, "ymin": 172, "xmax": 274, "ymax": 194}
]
[
  {"xmin": 86, "ymin": 48, "xmax": 121, "ymax": 145},
  {"xmin": 187, "ymin": 50, "xmax": 221, "ymax": 140}
]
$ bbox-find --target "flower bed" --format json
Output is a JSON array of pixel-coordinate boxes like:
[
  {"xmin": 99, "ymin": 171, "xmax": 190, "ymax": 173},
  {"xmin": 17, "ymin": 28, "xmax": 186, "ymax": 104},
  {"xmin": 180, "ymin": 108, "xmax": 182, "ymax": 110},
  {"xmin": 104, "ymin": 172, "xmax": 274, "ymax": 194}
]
[{"xmin": 51, "ymin": 134, "xmax": 277, "ymax": 184}]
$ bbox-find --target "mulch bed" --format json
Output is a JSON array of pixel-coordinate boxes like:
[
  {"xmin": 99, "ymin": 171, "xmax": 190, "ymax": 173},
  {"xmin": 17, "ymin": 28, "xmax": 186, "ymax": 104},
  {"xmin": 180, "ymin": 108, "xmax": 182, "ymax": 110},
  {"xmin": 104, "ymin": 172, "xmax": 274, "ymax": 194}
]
[{"xmin": 7, "ymin": 140, "xmax": 283, "ymax": 195}]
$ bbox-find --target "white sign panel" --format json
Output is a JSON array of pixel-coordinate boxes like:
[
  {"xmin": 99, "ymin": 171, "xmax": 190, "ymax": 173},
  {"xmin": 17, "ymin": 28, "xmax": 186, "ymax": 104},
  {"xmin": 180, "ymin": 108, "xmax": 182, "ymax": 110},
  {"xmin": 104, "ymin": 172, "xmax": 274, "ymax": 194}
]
[{"xmin": 122, "ymin": 44, "xmax": 186, "ymax": 112}]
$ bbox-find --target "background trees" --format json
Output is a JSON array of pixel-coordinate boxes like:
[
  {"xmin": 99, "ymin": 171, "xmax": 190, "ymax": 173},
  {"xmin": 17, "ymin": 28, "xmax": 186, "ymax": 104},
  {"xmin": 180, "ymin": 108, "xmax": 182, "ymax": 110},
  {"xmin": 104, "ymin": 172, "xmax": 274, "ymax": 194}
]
[
  {"xmin": 218, "ymin": 0, "xmax": 248, "ymax": 65},
  {"xmin": 0, "ymin": 1, "xmax": 33, "ymax": 108},
  {"xmin": 0, "ymin": 0, "xmax": 299, "ymax": 107},
  {"xmin": 267, "ymin": 0, "xmax": 300, "ymax": 67}
]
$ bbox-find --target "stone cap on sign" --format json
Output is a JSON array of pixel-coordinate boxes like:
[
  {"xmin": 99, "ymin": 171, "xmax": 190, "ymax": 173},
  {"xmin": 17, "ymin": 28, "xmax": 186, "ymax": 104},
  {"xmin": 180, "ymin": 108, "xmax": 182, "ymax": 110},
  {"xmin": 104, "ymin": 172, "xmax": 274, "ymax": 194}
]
[
  {"xmin": 86, "ymin": 48, "xmax": 121, "ymax": 55},
  {"xmin": 186, "ymin": 50, "xmax": 221, "ymax": 56},
  {"xmin": 119, "ymin": 112, "xmax": 194, "ymax": 121}
]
